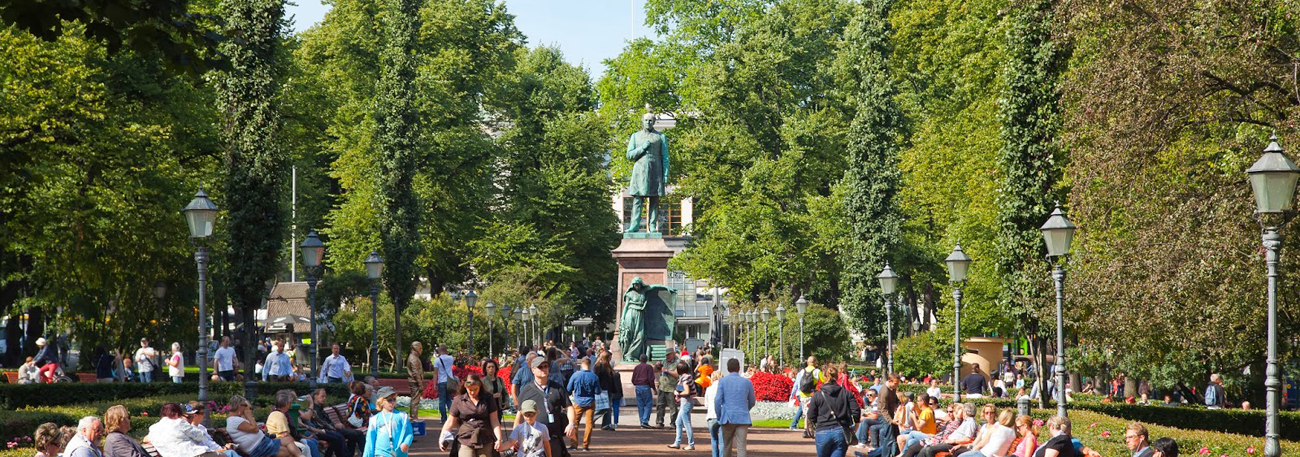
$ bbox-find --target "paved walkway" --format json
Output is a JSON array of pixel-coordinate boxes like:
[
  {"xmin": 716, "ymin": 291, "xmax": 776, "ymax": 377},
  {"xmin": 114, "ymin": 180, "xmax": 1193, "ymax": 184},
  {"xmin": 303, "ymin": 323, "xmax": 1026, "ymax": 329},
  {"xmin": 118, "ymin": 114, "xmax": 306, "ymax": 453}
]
[{"xmin": 409, "ymin": 408, "xmax": 814, "ymax": 456}]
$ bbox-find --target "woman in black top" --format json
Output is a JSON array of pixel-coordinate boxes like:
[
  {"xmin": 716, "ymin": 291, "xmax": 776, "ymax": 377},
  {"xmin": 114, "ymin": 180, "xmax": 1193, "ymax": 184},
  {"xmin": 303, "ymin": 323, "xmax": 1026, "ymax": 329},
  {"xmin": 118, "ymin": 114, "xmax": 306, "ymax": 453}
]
[
  {"xmin": 594, "ymin": 353, "xmax": 623, "ymax": 430},
  {"xmin": 439, "ymin": 373, "xmax": 505, "ymax": 457},
  {"xmin": 807, "ymin": 365, "xmax": 860, "ymax": 457},
  {"xmin": 1034, "ymin": 415, "xmax": 1076, "ymax": 457}
]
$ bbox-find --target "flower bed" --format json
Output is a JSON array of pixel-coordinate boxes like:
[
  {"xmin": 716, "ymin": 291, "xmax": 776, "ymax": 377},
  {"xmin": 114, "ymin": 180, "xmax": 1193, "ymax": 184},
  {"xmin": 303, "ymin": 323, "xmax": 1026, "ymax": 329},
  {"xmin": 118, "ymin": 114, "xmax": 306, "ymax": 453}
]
[
  {"xmin": 750, "ymin": 401, "xmax": 798, "ymax": 420},
  {"xmin": 419, "ymin": 364, "xmax": 511, "ymax": 399},
  {"xmin": 750, "ymin": 371, "xmax": 793, "ymax": 402}
]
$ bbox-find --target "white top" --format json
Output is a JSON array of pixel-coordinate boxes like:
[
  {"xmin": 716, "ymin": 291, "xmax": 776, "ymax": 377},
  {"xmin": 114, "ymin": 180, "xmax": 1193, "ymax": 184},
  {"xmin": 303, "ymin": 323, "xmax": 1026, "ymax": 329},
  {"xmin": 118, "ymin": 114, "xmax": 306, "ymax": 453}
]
[
  {"xmin": 509, "ymin": 422, "xmax": 549, "ymax": 457},
  {"xmin": 225, "ymin": 416, "xmax": 264, "ymax": 453},
  {"xmin": 214, "ymin": 346, "xmax": 236, "ymax": 372},
  {"xmin": 148, "ymin": 417, "xmax": 211, "ymax": 457},
  {"xmin": 323, "ymin": 354, "xmax": 351, "ymax": 378},
  {"xmin": 951, "ymin": 418, "xmax": 978, "ymax": 441},
  {"xmin": 979, "ymin": 423, "xmax": 1016, "ymax": 457},
  {"xmin": 135, "ymin": 347, "xmax": 156, "ymax": 372},
  {"xmin": 435, "ymin": 354, "xmax": 456, "ymax": 383},
  {"xmin": 168, "ymin": 352, "xmax": 185, "ymax": 378},
  {"xmin": 704, "ymin": 383, "xmax": 719, "ymax": 420},
  {"xmin": 926, "ymin": 386, "xmax": 943, "ymax": 398}
]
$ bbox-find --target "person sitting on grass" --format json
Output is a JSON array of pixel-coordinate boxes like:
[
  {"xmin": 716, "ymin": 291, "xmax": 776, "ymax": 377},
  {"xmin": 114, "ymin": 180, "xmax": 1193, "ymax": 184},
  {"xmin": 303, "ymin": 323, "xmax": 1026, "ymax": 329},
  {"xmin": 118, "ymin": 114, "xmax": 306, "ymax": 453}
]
[
  {"xmin": 226, "ymin": 395, "xmax": 300, "ymax": 457},
  {"xmin": 32, "ymin": 422, "xmax": 67, "ymax": 457},
  {"xmin": 509, "ymin": 400, "xmax": 552, "ymax": 457},
  {"xmin": 104, "ymin": 406, "xmax": 150, "ymax": 457},
  {"xmin": 363, "ymin": 387, "xmax": 413, "ymax": 457}
]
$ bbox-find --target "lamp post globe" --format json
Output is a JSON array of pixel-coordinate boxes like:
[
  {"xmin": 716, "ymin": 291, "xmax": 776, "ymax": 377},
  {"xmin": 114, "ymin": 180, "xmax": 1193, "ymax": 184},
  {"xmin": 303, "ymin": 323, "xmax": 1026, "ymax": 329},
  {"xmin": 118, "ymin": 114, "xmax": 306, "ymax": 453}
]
[
  {"xmin": 1247, "ymin": 133, "xmax": 1298, "ymax": 457},
  {"xmin": 299, "ymin": 231, "xmax": 326, "ymax": 390},
  {"xmin": 945, "ymin": 244, "xmax": 972, "ymax": 401},
  {"xmin": 182, "ymin": 188, "xmax": 218, "ymax": 409},
  {"xmin": 363, "ymin": 251, "xmax": 384, "ymax": 377},
  {"xmin": 795, "ymin": 295, "xmax": 808, "ymax": 361},
  {"xmin": 878, "ymin": 262, "xmax": 900, "ymax": 375}
]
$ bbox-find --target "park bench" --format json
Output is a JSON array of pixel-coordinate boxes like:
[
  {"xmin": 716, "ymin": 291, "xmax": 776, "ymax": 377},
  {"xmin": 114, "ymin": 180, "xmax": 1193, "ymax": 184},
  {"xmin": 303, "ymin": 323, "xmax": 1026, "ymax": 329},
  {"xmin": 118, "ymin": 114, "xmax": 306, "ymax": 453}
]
[{"xmin": 141, "ymin": 428, "xmax": 250, "ymax": 457}]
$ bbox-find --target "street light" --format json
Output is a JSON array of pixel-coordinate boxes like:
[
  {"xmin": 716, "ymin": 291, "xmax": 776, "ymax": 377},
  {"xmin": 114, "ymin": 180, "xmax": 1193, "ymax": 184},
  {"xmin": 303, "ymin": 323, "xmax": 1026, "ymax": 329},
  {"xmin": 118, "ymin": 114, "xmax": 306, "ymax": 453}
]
[
  {"xmin": 747, "ymin": 310, "xmax": 757, "ymax": 361},
  {"xmin": 364, "ymin": 251, "xmax": 384, "ymax": 377},
  {"xmin": 761, "ymin": 308, "xmax": 771, "ymax": 360},
  {"xmin": 182, "ymin": 188, "xmax": 218, "ymax": 405},
  {"xmin": 878, "ymin": 262, "xmax": 899, "ymax": 375},
  {"xmin": 486, "ymin": 301, "xmax": 496, "ymax": 359},
  {"xmin": 299, "ymin": 231, "xmax": 325, "ymax": 390},
  {"xmin": 1246, "ymin": 133, "xmax": 1299, "ymax": 457},
  {"xmin": 1040, "ymin": 204, "xmax": 1077, "ymax": 418},
  {"xmin": 795, "ymin": 296, "xmax": 808, "ymax": 361},
  {"xmin": 945, "ymin": 243, "xmax": 972, "ymax": 401},
  {"xmin": 529, "ymin": 304, "xmax": 539, "ymax": 345},
  {"xmin": 775, "ymin": 304, "xmax": 786, "ymax": 368}
]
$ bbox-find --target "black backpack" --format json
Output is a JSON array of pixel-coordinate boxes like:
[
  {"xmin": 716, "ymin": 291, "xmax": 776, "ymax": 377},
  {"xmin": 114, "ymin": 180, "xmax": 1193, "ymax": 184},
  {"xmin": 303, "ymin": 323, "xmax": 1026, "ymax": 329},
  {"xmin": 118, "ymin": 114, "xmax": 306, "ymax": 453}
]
[{"xmin": 799, "ymin": 368, "xmax": 818, "ymax": 395}]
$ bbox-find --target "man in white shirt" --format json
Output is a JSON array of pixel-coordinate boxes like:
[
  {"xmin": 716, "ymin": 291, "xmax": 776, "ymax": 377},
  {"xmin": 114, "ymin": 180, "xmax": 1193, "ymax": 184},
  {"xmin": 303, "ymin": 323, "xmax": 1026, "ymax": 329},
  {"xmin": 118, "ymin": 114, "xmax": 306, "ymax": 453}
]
[
  {"xmin": 213, "ymin": 337, "xmax": 237, "ymax": 382},
  {"xmin": 262, "ymin": 341, "xmax": 292, "ymax": 382},
  {"xmin": 433, "ymin": 345, "xmax": 456, "ymax": 421},
  {"xmin": 135, "ymin": 339, "xmax": 157, "ymax": 383},
  {"xmin": 321, "ymin": 343, "xmax": 352, "ymax": 383}
]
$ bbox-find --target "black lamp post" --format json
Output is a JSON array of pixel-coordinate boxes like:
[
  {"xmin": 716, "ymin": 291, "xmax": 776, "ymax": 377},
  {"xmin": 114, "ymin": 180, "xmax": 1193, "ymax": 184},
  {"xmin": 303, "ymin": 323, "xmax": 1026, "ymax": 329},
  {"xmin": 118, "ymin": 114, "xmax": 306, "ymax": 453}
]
[
  {"xmin": 364, "ymin": 251, "xmax": 384, "ymax": 377},
  {"xmin": 182, "ymin": 189, "xmax": 218, "ymax": 406},
  {"xmin": 1040, "ymin": 204, "xmax": 1077, "ymax": 417},
  {"xmin": 761, "ymin": 308, "xmax": 771, "ymax": 360},
  {"xmin": 796, "ymin": 296, "xmax": 808, "ymax": 361},
  {"xmin": 878, "ymin": 263, "xmax": 899, "ymax": 375},
  {"xmin": 486, "ymin": 301, "xmax": 496, "ymax": 359},
  {"xmin": 1246, "ymin": 133, "xmax": 1299, "ymax": 457},
  {"xmin": 529, "ymin": 304, "xmax": 539, "ymax": 345},
  {"xmin": 747, "ymin": 310, "xmax": 757, "ymax": 361},
  {"xmin": 775, "ymin": 304, "xmax": 786, "ymax": 368},
  {"xmin": 299, "ymin": 231, "xmax": 325, "ymax": 389},
  {"xmin": 945, "ymin": 244, "xmax": 972, "ymax": 401}
]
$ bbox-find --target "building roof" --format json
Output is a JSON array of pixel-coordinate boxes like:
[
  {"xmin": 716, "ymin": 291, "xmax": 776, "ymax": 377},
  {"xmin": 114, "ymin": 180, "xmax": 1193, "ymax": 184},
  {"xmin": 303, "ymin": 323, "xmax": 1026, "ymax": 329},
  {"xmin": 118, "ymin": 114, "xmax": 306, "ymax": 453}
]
[{"xmin": 266, "ymin": 282, "xmax": 311, "ymax": 332}]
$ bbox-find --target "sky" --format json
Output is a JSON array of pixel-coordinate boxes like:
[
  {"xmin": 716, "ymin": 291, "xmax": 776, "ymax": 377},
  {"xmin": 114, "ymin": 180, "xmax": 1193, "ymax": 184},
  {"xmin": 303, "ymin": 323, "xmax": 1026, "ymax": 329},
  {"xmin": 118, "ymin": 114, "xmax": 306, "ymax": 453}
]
[{"xmin": 284, "ymin": 0, "xmax": 651, "ymax": 79}]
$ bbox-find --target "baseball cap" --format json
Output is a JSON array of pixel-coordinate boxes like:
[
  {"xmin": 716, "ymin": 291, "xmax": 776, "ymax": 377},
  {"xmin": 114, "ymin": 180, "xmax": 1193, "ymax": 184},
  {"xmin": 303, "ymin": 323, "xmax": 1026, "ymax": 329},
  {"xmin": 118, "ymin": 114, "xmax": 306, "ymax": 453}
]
[
  {"xmin": 182, "ymin": 403, "xmax": 202, "ymax": 416},
  {"xmin": 375, "ymin": 386, "xmax": 396, "ymax": 399},
  {"xmin": 529, "ymin": 355, "xmax": 549, "ymax": 369},
  {"xmin": 520, "ymin": 400, "xmax": 538, "ymax": 414}
]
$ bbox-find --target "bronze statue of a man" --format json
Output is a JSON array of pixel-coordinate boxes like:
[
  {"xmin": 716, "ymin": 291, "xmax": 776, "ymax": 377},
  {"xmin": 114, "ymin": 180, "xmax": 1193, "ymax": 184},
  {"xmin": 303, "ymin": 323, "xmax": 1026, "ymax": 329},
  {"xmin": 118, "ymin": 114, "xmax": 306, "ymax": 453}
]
[{"xmin": 625, "ymin": 113, "xmax": 670, "ymax": 233}]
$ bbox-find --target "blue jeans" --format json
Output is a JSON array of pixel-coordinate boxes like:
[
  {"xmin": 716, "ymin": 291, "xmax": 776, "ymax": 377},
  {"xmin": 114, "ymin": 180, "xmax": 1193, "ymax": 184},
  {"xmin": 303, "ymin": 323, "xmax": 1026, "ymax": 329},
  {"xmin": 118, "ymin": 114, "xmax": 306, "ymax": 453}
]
[
  {"xmin": 957, "ymin": 451, "xmax": 989, "ymax": 457},
  {"xmin": 304, "ymin": 439, "xmax": 322, "ymax": 457},
  {"xmin": 789, "ymin": 400, "xmax": 803, "ymax": 429},
  {"xmin": 856, "ymin": 420, "xmax": 871, "ymax": 444},
  {"xmin": 172, "ymin": 376, "xmax": 183, "ymax": 383},
  {"xmin": 635, "ymin": 386, "xmax": 654, "ymax": 425},
  {"xmin": 673, "ymin": 398, "xmax": 694, "ymax": 446},
  {"xmin": 437, "ymin": 382, "xmax": 450, "ymax": 420},
  {"xmin": 815, "ymin": 428, "xmax": 847, "ymax": 457},
  {"xmin": 903, "ymin": 430, "xmax": 931, "ymax": 450},
  {"xmin": 139, "ymin": 371, "xmax": 153, "ymax": 383},
  {"xmin": 708, "ymin": 419, "xmax": 722, "ymax": 457}
]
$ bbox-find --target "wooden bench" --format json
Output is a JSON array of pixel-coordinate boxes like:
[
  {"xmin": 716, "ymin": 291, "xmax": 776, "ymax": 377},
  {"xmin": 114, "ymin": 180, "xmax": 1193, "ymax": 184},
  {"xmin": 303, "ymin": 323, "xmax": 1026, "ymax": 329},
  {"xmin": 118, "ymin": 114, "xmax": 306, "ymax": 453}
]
[{"xmin": 321, "ymin": 402, "xmax": 364, "ymax": 431}]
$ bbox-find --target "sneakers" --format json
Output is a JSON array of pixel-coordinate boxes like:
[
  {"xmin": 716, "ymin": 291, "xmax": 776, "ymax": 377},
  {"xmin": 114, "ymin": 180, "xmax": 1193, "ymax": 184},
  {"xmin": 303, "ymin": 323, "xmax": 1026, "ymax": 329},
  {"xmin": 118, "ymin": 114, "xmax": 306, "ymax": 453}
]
[
  {"xmin": 667, "ymin": 444, "xmax": 681, "ymax": 449},
  {"xmin": 684, "ymin": 445, "xmax": 696, "ymax": 451}
]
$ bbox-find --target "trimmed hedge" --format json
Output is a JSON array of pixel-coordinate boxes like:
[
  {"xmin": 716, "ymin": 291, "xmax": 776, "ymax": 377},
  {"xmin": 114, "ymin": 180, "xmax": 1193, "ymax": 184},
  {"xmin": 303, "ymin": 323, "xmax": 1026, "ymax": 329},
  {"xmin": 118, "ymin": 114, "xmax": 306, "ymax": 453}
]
[
  {"xmin": 1069, "ymin": 402, "xmax": 1300, "ymax": 442},
  {"xmin": 0, "ymin": 381, "xmax": 349, "ymax": 409}
]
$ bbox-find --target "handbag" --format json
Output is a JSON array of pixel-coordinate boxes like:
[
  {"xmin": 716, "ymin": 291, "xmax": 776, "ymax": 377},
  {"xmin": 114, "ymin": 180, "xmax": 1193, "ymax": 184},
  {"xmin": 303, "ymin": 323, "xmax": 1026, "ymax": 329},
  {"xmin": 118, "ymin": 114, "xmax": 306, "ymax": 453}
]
[
  {"xmin": 595, "ymin": 391, "xmax": 611, "ymax": 411},
  {"xmin": 819, "ymin": 391, "xmax": 858, "ymax": 446}
]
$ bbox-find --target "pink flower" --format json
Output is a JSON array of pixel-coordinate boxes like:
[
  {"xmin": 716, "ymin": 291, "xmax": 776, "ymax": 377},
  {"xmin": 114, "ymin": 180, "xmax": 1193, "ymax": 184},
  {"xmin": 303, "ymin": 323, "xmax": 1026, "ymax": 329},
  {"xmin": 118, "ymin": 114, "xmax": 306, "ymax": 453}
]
[
  {"xmin": 1248, "ymin": 446, "xmax": 1257, "ymax": 454},
  {"xmin": 1033, "ymin": 419, "xmax": 1044, "ymax": 427},
  {"xmin": 1100, "ymin": 431, "xmax": 1111, "ymax": 438},
  {"xmin": 1198, "ymin": 447, "xmax": 1210, "ymax": 455}
]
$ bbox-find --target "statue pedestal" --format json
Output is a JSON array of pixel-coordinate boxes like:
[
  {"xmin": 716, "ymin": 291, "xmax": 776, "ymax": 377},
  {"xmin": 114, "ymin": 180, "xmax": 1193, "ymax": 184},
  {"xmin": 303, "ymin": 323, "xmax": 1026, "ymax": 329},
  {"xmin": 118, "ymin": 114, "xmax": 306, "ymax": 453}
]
[{"xmin": 611, "ymin": 233, "xmax": 675, "ymax": 363}]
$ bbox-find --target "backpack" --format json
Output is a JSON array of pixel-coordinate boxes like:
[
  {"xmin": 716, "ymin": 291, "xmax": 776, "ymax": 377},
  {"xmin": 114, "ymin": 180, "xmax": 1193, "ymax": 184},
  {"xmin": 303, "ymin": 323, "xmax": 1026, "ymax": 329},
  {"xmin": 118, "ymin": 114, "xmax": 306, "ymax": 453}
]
[{"xmin": 799, "ymin": 368, "xmax": 818, "ymax": 395}]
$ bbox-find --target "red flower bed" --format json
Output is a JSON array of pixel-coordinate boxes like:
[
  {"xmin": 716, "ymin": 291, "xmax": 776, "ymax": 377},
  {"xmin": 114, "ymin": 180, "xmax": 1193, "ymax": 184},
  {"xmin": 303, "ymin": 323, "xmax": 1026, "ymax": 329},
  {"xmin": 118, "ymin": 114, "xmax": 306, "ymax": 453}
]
[
  {"xmin": 419, "ymin": 363, "xmax": 511, "ymax": 399},
  {"xmin": 750, "ymin": 371, "xmax": 794, "ymax": 402}
]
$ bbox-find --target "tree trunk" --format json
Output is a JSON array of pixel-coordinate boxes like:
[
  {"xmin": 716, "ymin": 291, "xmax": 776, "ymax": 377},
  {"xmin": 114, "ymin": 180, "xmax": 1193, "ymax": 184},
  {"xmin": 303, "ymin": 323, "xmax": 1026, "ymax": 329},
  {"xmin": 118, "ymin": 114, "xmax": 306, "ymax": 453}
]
[
  {"xmin": 1032, "ymin": 336, "xmax": 1050, "ymax": 408},
  {"xmin": 1124, "ymin": 375, "xmax": 1138, "ymax": 399}
]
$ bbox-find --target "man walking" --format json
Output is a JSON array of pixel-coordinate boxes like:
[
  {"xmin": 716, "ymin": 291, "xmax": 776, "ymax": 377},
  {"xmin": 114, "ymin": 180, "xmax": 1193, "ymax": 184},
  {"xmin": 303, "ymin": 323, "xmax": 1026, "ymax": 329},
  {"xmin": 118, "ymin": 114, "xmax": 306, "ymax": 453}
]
[
  {"xmin": 433, "ymin": 345, "xmax": 456, "ymax": 421},
  {"xmin": 406, "ymin": 342, "xmax": 424, "ymax": 421},
  {"xmin": 262, "ymin": 340, "xmax": 292, "ymax": 382},
  {"xmin": 515, "ymin": 354, "xmax": 576, "ymax": 457},
  {"xmin": 213, "ymin": 337, "xmax": 237, "ymax": 382},
  {"xmin": 715, "ymin": 358, "xmax": 756, "ymax": 457},
  {"xmin": 135, "ymin": 338, "xmax": 157, "ymax": 383},
  {"xmin": 321, "ymin": 343, "xmax": 351, "ymax": 383},
  {"xmin": 1205, "ymin": 373, "xmax": 1226, "ymax": 409},
  {"xmin": 631, "ymin": 354, "xmax": 655, "ymax": 429},
  {"xmin": 790, "ymin": 356, "xmax": 824, "ymax": 437},
  {"xmin": 565, "ymin": 357, "xmax": 601, "ymax": 452}
]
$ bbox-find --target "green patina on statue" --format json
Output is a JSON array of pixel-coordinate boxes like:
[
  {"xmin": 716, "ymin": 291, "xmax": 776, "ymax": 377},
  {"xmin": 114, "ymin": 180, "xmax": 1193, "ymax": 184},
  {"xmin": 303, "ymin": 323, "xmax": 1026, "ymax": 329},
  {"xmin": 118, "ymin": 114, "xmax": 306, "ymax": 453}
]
[
  {"xmin": 625, "ymin": 113, "xmax": 670, "ymax": 233},
  {"xmin": 619, "ymin": 277, "xmax": 676, "ymax": 362}
]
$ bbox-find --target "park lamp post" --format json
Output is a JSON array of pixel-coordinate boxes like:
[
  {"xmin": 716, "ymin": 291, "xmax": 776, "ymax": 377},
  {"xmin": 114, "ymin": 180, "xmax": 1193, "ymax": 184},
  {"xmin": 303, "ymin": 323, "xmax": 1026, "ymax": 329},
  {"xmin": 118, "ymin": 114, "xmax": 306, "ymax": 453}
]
[
  {"xmin": 945, "ymin": 244, "xmax": 972, "ymax": 401},
  {"xmin": 775, "ymin": 303, "xmax": 786, "ymax": 368},
  {"xmin": 182, "ymin": 189, "xmax": 218, "ymax": 406},
  {"xmin": 1040, "ymin": 204, "xmax": 1077, "ymax": 418},
  {"xmin": 530, "ymin": 304, "xmax": 539, "ymax": 346},
  {"xmin": 486, "ymin": 301, "xmax": 496, "ymax": 359},
  {"xmin": 1247, "ymin": 133, "xmax": 1298, "ymax": 457},
  {"xmin": 515, "ymin": 306, "xmax": 525, "ymax": 350},
  {"xmin": 299, "ymin": 231, "xmax": 325, "ymax": 390},
  {"xmin": 796, "ymin": 296, "xmax": 808, "ymax": 361},
  {"xmin": 364, "ymin": 251, "xmax": 384, "ymax": 377},
  {"xmin": 521, "ymin": 305, "xmax": 531, "ymax": 348},
  {"xmin": 750, "ymin": 310, "xmax": 759, "ymax": 360},
  {"xmin": 877, "ymin": 263, "xmax": 899, "ymax": 375},
  {"xmin": 761, "ymin": 308, "xmax": 771, "ymax": 360}
]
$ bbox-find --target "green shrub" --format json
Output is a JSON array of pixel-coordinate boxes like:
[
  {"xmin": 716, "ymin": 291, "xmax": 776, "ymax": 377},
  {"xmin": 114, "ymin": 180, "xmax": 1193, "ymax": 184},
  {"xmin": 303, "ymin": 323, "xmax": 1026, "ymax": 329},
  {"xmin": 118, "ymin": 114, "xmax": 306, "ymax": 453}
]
[
  {"xmin": 0, "ymin": 381, "xmax": 349, "ymax": 409},
  {"xmin": 892, "ymin": 332, "xmax": 951, "ymax": 379}
]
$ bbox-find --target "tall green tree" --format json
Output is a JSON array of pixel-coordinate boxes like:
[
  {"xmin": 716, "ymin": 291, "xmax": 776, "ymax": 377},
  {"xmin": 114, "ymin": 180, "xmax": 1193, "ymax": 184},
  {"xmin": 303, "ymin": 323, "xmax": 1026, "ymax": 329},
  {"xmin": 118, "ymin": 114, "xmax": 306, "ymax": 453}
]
[
  {"xmin": 837, "ymin": 0, "xmax": 908, "ymax": 342},
  {"xmin": 374, "ymin": 0, "xmax": 424, "ymax": 365},
  {"xmin": 994, "ymin": 0, "xmax": 1066, "ymax": 406},
  {"xmin": 214, "ymin": 0, "xmax": 288, "ymax": 379}
]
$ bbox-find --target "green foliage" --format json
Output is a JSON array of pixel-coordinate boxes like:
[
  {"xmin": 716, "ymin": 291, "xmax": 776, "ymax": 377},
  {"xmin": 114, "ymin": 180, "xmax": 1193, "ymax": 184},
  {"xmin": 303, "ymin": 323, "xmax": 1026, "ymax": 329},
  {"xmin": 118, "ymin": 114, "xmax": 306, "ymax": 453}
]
[
  {"xmin": 892, "ymin": 331, "xmax": 950, "ymax": 379},
  {"xmin": 739, "ymin": 300, "xmax": 851, "ymax": 365}
]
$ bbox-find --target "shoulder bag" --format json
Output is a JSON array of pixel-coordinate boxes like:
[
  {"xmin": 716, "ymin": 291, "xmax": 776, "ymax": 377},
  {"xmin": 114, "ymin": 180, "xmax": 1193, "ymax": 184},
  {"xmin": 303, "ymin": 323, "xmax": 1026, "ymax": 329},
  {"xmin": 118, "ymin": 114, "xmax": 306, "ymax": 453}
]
[{"xmin": 818, "ymin": 391, "xmax": 858, "ymax": 446}]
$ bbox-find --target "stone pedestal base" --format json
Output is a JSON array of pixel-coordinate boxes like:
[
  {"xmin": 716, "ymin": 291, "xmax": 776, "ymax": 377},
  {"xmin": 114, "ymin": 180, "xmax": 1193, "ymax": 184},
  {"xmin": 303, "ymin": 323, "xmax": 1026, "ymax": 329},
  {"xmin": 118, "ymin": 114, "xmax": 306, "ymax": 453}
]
[{"xmin": 611, "ymin": 234, "xmax": 675, "ymax": 363}]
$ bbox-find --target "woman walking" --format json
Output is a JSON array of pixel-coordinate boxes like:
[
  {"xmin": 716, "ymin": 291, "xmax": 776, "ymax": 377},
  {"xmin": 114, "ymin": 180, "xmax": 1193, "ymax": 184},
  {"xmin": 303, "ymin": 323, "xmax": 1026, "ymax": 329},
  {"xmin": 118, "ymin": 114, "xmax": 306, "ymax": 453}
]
[
  {"xmin": 482, "ymin": 360, "xmax": 509, "ymax": 417},
  {"xmin": 594, "ymin": 354, "xmax": 623, "ymax": 431},
  {"xmin": 667, "ymin": 361, "xmax": 698, "ymax": 450},
  {"xmin": 439, "ymin": 373, "xmax": 506, "ymax": 457},
  {"xmin": 807, "ymin": 365, "xmax": 860, "ymax": 457}
]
